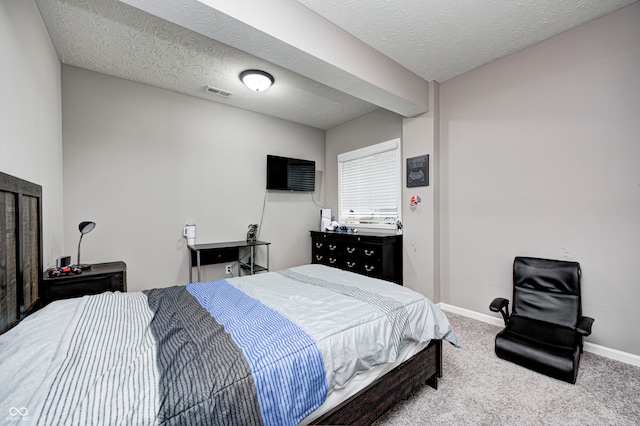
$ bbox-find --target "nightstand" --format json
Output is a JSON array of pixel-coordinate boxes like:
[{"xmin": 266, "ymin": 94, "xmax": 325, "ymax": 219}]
[{"xmin": 43, "ymin": 261, "xmax": 127, "ymax": 305}]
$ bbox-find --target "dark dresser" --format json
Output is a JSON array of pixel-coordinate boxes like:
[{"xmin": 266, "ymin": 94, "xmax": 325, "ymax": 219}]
[
  {"xmin": 43, "ymin": 261, "xmax": 127, "ymax": 305},
  {"xmin": 310, "ymin": 231, "xmax": 402, "ymax": 284}
]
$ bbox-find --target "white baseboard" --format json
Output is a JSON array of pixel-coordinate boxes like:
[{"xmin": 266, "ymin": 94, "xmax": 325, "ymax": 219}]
[{"xmin": 438, "ymin": 303, "xmax": 640, "ymax": 368}]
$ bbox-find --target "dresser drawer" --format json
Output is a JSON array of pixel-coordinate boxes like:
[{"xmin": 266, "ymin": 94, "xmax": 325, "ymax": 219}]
[
  {"xmin": 343, "ymin": 257, "xmax": 383, "ymax": 279},
  {"xmin": 46, "ymin": 275, "xmax": 119, "ymax": 301}
]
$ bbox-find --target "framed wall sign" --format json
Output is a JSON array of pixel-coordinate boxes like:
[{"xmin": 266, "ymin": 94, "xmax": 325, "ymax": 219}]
[{"xmin": 406, "ymin": 154, "xmax": 429, "ymax": 187}]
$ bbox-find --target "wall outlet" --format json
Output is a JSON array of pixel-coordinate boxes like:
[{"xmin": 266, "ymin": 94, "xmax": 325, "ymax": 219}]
[{"xmin": 225, "ymin": 264, "xmax": 232, "ymax": 275}]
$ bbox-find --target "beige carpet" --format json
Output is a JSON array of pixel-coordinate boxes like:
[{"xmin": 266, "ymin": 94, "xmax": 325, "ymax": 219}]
[{"xmin": 373, "ymin": 312, "xmax": 640, "ymax": 425}]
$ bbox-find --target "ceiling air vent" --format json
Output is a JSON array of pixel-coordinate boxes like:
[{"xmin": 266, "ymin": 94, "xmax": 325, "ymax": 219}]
[{"xmin": 205, "ymin": 86, "xmax": 233, "ymax": 97}]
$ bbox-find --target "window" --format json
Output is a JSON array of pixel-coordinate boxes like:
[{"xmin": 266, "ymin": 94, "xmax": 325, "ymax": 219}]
[{"xmin": 338, "ymin": 139, "xmax": 401, "ymax": 229}]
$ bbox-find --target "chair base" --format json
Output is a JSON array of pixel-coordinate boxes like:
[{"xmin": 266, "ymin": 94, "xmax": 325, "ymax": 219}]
[{"xmin": 495, "ymin": 329, "xmax": 581, "ymax": 384}]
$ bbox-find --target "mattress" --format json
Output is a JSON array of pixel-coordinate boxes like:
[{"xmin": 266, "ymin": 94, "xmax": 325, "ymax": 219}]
[{"xmin": 0, "ymin": 264, "xmax": 458, "ymax": 425}]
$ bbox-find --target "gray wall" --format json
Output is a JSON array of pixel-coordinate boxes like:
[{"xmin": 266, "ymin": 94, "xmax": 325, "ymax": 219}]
[
  {"xmin": 401, "ymin": 82, "xmax": 439, "ymax": 300},
  {"xmin": 439, "ymin": 3, "xmax": 640, "ymax": 355},
  {"xmin": 61, "ymin": 66, "xmax": 325, "ymax": 291},
  {"xmin": 0, "ymin": 0, "xmax": 63, "ymax": 267}
]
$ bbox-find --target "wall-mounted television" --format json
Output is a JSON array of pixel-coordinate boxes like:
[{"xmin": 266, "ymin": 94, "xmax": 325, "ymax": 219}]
[{"xmin": 266, "ymin": 155, "xmax": 315, "ymax": 192}]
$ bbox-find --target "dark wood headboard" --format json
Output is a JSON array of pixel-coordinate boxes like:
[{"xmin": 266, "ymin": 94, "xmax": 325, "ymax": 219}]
[{"xmin": 0, "ymin": 171, "xmax": 43, "ymax": 334}]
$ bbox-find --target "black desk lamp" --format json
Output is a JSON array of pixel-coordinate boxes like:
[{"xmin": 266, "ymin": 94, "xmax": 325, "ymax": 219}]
[{"xmin": 76, "ymin": 221, "xmax": 95, "ymax": 270}]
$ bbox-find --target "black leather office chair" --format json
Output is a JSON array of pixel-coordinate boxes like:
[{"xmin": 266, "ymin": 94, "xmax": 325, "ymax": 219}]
[{"xmin": 490, "ymin": 257, "xmax": 594, "ymax": 384}]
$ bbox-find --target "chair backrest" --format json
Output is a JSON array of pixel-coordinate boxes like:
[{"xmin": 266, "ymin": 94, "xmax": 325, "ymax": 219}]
[{"xmin": 512, "ymin": 256, "xmax": 582, "ymax": 329}]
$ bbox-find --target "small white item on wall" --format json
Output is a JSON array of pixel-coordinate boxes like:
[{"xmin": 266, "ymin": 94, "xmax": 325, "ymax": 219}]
[
  {"xmin": 410, "ymin": 195, "xmax": 422, "ymax": 210},
  {"xmin": 183, "ymin": 223, "xmax": 196, "ymax": 246},
  {"xmin": 320, "ymin": 208, "xmax": 332, "ymax": 231}
]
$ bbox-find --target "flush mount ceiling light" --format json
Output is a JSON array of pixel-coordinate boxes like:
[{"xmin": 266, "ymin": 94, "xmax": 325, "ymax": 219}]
[{"xmin": 239, "ymin": 69, "xmax": 274, "ymax": 92}]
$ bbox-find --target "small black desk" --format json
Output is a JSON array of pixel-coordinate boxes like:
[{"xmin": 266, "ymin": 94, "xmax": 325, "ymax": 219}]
[{"xmin": 188, "ymin": 241, "xmax": 270, "ymax": 283}]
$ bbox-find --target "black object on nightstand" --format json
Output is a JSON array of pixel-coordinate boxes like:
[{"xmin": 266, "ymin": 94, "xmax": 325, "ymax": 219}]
[{"xmin": 43, "ymin": 261, "xmax": 127, "ymax": 305}]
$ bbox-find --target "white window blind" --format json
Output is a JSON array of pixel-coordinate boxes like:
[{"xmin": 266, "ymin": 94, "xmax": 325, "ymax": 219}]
[{"xmin": 338, "ymin": 139, "xmax": 401, "ymax": 228}]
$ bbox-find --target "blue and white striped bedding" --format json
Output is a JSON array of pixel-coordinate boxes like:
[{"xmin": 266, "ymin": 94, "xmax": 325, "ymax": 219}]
[
  {"xmin": 186, "ymin": 280, "xmax": 327, "ymax": 424},
  {"xmin": 0, "ymin": 264, "xmax": 458, "ymax": 425}
]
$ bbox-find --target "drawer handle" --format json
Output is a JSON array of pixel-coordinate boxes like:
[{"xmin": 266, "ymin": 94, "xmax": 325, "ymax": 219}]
[
  {"xmin": 347, "ymin": 261, "xmax": 356, "ymax": 268},
  {"xmin": 315, "ymin": 243, "xmax": 323, "ymax": 248},
  {"xmin": 365, "ymin": 265, "xmax": 375, "ymax": 272},
  {"xmin": 329, "ymin": 244, "xmax": 337, "ymax": 251},
  {"xmin": 364, "ymin": 249, "xmax": 375, "ymax": 256},
  {"xmin": 315, "ymin": 255, "xmax": 323, "ymax": 261},
  {"xmin": 329, "ymin": 258, "xmax": 337, "ymax": 264},
  {"xmin": 347, "ymin": 247, "xmax": 356, "ymax": 254}
]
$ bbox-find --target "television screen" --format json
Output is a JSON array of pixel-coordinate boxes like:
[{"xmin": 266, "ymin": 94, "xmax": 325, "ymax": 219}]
[{"xmin": 267, "ymin": 155, "xmax": 315, "ymax": 191}]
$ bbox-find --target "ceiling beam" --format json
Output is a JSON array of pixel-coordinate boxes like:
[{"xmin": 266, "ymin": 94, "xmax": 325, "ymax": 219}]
[{"xmin": 119, "ymin": 0, "xmax": 429, "ymax": 117}]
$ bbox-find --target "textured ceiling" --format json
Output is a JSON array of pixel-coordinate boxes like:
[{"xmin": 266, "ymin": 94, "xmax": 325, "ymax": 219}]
[
  {"xmin": 35, "ymin": 0, "xmax": 637, "ymax": 130},
  {"xmin": 296, "ymin": 0, "xmax": 637, "ymax": 83},
  {"xmin": 35, "ymin": 0, "xmax": 379, "ymax": 130}
]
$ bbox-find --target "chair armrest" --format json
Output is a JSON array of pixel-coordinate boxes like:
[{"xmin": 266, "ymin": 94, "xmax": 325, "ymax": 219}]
[
  {"xmin": 576, "ymin": 316, "xmax": 594, "ymax": 336},
  {"xmin": 490, "ymin": 297, "xmax": 510, "ymax": 326},
  {"xmin": 490, "ymin": 297, "xmax": 509, "ymax": 312}
]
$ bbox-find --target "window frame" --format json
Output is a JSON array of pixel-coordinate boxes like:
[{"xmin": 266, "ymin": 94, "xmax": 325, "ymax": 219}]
[{"xmin": 337, "ymin": 138, "xmax": 402, "ymax": 230}]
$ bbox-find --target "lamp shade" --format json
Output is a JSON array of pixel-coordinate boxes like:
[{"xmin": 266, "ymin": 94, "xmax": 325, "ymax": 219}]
[
  {"xmin": 79, "ymin": 221, "xmax": 95, "ymax": 234},
  {"xmin": 240, "ymin": 69, "xmax": 274, "ymax": 92}
]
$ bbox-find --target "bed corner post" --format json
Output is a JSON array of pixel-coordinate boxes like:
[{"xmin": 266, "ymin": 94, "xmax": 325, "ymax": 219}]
[{"xmin": 425, "ymin": 339, "xmax": 443, "ymax": 390}]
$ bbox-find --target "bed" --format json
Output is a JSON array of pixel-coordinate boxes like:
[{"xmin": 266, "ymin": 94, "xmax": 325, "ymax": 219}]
[{"xmin": 0, "ymin": 172, "xmax": 459, "ymax": 425}]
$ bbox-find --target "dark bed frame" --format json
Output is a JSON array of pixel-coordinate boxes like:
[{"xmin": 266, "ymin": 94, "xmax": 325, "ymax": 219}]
[
  {"xmin": 0, "ymin": 170, "xmax": 443, "ymax": 425},
  {"xmin": 311, "ymin": 339, "xmax": 442, "ymax": 425},
  {"xmin": 0, "ymin": 171, "xmax": 43, "ymax": 335}
]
